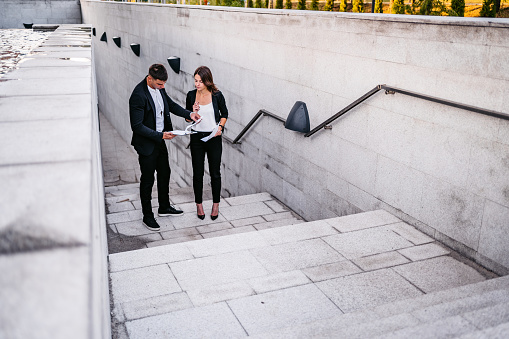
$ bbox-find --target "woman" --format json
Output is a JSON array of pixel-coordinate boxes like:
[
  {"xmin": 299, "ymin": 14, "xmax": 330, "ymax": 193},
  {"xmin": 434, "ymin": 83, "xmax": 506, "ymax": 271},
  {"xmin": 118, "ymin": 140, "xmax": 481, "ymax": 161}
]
[{"xmin": 186, "ymin": 66, "xmax": 228, "ymax": 220}]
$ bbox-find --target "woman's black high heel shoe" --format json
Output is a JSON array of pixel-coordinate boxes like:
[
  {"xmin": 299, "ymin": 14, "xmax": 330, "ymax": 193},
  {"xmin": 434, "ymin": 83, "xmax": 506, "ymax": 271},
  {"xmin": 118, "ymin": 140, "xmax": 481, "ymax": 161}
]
[
  {"xmin": 211, "ymin": 203, "xmax": 219, "ymax": 220},
  {"xmin": 197, "ymin": 204, "xmax": 205, "ymax": 220}
]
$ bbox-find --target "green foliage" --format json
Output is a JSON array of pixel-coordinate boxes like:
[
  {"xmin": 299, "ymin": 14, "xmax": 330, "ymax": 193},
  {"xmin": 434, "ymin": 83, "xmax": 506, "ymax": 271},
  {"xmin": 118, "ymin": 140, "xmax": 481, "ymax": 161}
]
[
  {"xmin": 285, "ymin": 0, "xmax": 292, "ymax": 8},
  {"xmin": 264, "ymin": 0, "xmax": 269, "ymax": 7},
  {"xmin": 276, "ymin": 0, "xmax": 284, "ymax": 8},
  {"xmin": 255, "ymin": 0, "xmax": 262, "ymax": 7},
  {"xmin": 311, "ymin": 0, "xmax": 319, "ymax": 10},
  {"xmin": 374, "ymin": 0, "xmax": 383, "ymax": 12},
  {"xmin": 298, "ymin": 0, "xmax": 307, "ymax": 9},
  {"xmin": 480, "ymin": 0, "xmax": 496, "ymax": 16},
  {"xmin": 391, "ymin": 0, "xmax": 405, "ymax": 13},
  {"xmin": 407, "ymin": 0, "xmax": 455, "ymax": 15},
  {"xmin": 324, "ymin": 0, "xmax": 335, "ymax": 11},
  {"xmin": 339, "ymin": 0, "xmax": 347, "ymax": 12},
  {"xmin": 352, "ymin": 0, "xmax": 363, "ymax": 12},
  {"xmin": 450, "ymin": 0, "xmax": 464, "ymax": 16},
  {"xmin": 247, "ymin": 0, "xmax": 254, "ymax": 6}
]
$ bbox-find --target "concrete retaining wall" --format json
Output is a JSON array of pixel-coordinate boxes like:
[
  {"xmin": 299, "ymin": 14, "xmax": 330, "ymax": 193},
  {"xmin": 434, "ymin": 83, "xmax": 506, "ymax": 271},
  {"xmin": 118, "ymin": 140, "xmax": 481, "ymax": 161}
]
[
  {"xmin": 81, "ymin": 0, "xmax": 509, "ymax": 275},
  {"xmin": 0, "ymin": 0, "xmax": 82, "ymax": 28}
]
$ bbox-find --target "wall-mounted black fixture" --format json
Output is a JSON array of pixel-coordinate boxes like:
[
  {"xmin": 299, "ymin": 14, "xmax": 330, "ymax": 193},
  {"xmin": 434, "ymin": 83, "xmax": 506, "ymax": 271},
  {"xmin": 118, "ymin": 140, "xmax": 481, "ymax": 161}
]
[
  {"xmin": 92, "ymin": 27, "xmax": 96, "ymax": 36},
  {"xmin": 285, "ymin": 101, "xmax": 310, "ymax": 133},
  {"xmin": 130, "ymin": 43, "xmax": 140, "ymax": 57},
  {"xmin": 113, "ymin": 36, "xmax": 121, "ymax": 48},
  {"xmin": 23, "ymin": 23, "xmax": 33, "ymax": 29},
  {"xmin": 100, "ymin": 32, "xmax": 107, "ymax": 42},
  {"xmin": 167, "ymin": 57, "xmax": 180, "ymax": 74}
]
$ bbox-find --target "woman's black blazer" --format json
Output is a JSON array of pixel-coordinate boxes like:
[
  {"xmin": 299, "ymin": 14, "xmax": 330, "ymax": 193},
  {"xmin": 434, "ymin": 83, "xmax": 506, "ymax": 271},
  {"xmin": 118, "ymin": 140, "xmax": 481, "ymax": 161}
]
[{"xmin": 186, "ymin": 89, "xmax": 228, "ymax": 123}]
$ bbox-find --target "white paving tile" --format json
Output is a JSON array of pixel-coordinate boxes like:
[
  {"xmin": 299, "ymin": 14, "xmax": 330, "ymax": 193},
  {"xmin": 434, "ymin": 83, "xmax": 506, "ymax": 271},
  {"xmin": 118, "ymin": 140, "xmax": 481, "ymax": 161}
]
[
  {"xmin": 398, "ymin": 242, "xmax": 450, "ymax": 261},
  {"xmin": 302, "ymin": 260, "xmax": 362, "ymax": 282},
  {"xmin": 121, "ymin": 292, "xmax": 194, "ymax": 321},
  {"xmin": 325, "ymin": 210, "xmax": 401, "ymax": 233},
  {"xmin": 187, "ymin": 281, "xmax": 255, "ymax": 306},
  {"xmin": 220, "ymin": 201, "xmax": 275, "ymax": 220},
  {"xmin": 247, "ymin": 270, "xmax": 311, "ymax": 294},
  {"xmin": 225, "ymin": 192, "xmax": 272, "ymax": 206},
  {"xmin": 387, "ymin": 222, "xmax": 434, "ymax": 245},
  {"xmin": 264, "ymin": 199, "xmax": 288, "ymax": 213},
  {"xmin": 258, "ymin": 220, "xmax": 337, "ymax": 245},
  {"xmin": 185, "ymin": 231, "xmax": 270, "ymax": 257},
  {"xmin": 353, "ymin": 251, "xmax": 410, "ymax": 271}
]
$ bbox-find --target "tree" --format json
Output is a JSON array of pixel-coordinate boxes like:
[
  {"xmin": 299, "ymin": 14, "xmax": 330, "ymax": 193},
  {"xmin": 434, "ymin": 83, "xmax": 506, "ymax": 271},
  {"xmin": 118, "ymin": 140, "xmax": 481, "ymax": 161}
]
[
  {"xmin": 480, "ymin": 0, "xmax": 496, "ymax": 17},
  {"xmin": 285, "ymin": 0, "xmax": 292, "ymax": 8},
  {"xmin": 374, "ymin": 0, "xmax": 383, "ymax": 12},
  {"xmin": 255, "ymin": 0, "xmax": 262, "ymax": 7},
  {"xmin": 352, "ymin": 0, "xmax": 363, "ymax": 12},
  {"xmin": 324, "ymin": 0, "xmax": 334, "ymax": 11},
  {"xmin": 276, "ymin": 0, "xmax": 284, "ymax": 8},
  {"xmin": 391, "ymin": 0, "xmax": 405, "ymax": 13},
  {"xmin": 450, "ymin": 0, "xmax": 464, "ymax": 16},
  {"xmin": 339, "ymin": 0, "xmax": 347, "ymax": 11},
  {"xmin": 298, "ymin": 0, "xmax": 307, "ymax": 9},
  {"xmin": 247, "ymin": 0, "xmax": 254, "ymax": 6},
  {"xmin": 265, "ymin": 0, "xmax": 269, "ymax": 7},
  {"xmin": 311, "ymin": 0, "xmax": 319, "ymax": 10}
]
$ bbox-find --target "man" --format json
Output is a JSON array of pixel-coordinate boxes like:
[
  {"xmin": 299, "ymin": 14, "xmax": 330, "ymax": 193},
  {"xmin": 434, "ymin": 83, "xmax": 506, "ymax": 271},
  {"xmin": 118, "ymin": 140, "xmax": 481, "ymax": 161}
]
[{"xmin": 129, "ymin": 64, "xmax": 200, "ymax": 231}]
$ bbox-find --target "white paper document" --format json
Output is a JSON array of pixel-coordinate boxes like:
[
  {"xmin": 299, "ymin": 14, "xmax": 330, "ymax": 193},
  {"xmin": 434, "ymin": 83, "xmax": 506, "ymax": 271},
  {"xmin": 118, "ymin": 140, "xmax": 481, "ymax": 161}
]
[
  {"xmin": 171, "ymin": 118, "xmax": 202, "ymax": 136},
  {"xmin": 200, "ymin": 124, "xmax": 219, "ymax": 142}
]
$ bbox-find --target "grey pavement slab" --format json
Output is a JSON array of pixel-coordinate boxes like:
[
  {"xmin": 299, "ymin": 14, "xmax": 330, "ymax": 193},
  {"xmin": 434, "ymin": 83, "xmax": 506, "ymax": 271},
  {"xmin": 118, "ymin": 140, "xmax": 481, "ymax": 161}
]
[
  {"xmin": 220, "ymin": 201, "xmax": 275, "ymax": 220},
  {"xmin": 250, "ymin": 238, "xmax": 346, "ymax": 273},
  {"xmin": 0, "ymin": 77, "xmax": 91, "ymax": 96},
  {"xmin": 0, "ymin": 94, "xmax": 91, "ymax": 121},
  {"xmin": 196, "ymin": 221, "xmax": 232, "ymax": 234},
  {"xmin": 228, "ymin": 284, "xmax": 342, "ymax": 336},
  {"xmin": 316, "ymin": 269, "xmax": 423, "ymax": 313},
  {"xmin": 187, "ymin": 281, "xmax": 255, "ymax": 306},
  {"xmin": 146, "ymin": 235, "xmax": 204, "ymax": 247},
  {"xmin": 252, "ymin": 218, "xmax": 304, "ymax": 231},
  {"xmin": 108, "ymin": 243, "xmax": 193, "ymax": 272},
  {"xmin": 121, "ymin": 292, "xmax": 194, "ymax": 321},
  {"xmin": 247, "ymin": 270, "xmax": 311, "ymax": 294},
  {"xmin": 171, "ymin": 211, "xmax": 228, "ymax": 229},
  {"xmin": 302, "ymin": 260, "xmax": 363, "ymax": 282},
  {"xmin": 125, "ymin": 302, "xmax": 247, "ymax": 339},
  {"xmin": 0, "ymin": 118, "xmax": 91, "ymax": 165},
  {"xmin": 323, "ymin": 226, "xmax": 414, "ymax": 259},
  {"xmin": 258, "ymin": 219, "xmax": 337, "ymax": 245},
  {"xmin": 160, "ymin": 227, "xmax": 200, "ymax": 240},
  {"xmin": 262, "ymin": 211, "xmax": 294, "ymax": 221},
  {"xmin": 264, "ymin": 199, "xmax": 288, "ymax": 213},
  {"xmin": 398, "ymin": 242, "xmax": 450, "ymax": 261},
  {"xmin": 185, "ymin": 231, "xmax": 270, "ymax": 258},
  {"xmin": 114, "ymin": 219, "xmax": 173, "ymax": 237},
  {"xmin": 16, "ymin": 56, "xmax": 91, "ymax": 68},
  {"xmin": 386, "ymin": 221, "xmax": 434, "ymax": 245},
  {"xmin": 353, "ymin": 251, "xmax": 410, "ymax": 271},
  {"xmin": 110, "ymin": 264, "xmax": 182, "ymax": 304},
  {"xmin": 224, "ymin": 192, "xmax": 272, "ymax": 205},
  {"xmin": 455, "ymin": 322, "xmax": 509, "ymax": 339},
  {"xmin": 201, "ymin": 225, "xmax": 257, "ymax": 238},
  {"xmin": 393, "ymin": 256, "xmax": 486, "ymax": 293},
  {"xmin": 230, "ymin": 216, "xmax": 266, "ymax": 227},
  {"xmin": 325, "ymin": 209, "xmax": 401, "ymax": 233},
  {"xmin": 3, "ymin": 65, "xmax": 90, "ymax": 79},
  {"xmin": 169, "ymin": 251, "xmax": 269, "ymax": 290},
  {"xmin": 461, "ymin": 301, "xmax": 509, "ymax": 330}
]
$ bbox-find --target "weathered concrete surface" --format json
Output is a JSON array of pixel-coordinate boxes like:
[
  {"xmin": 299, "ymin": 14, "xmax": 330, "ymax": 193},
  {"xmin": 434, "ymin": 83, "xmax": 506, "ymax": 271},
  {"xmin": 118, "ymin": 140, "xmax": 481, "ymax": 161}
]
[
  {"xmin": 80, "ymin": 1, "xmax": 509, "ymax": 275},
  {"xmin": 0, "ymin": 0, "xmax": 82, "ymax": 29},
  {"xmin": 0, "ymin": 25, "xmax": 110, "ymax": 339}
]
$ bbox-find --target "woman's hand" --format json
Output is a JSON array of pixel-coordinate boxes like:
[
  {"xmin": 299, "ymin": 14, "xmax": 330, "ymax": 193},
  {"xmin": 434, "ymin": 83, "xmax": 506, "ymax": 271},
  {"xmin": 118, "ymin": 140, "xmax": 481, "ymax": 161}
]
[
  {"xmin": 193, "ymin": 101, "xmax": 200, "ymax": 114},
  {"xmin": 214, "ymin": 125, "xmax": 223, "ymax": 137}
]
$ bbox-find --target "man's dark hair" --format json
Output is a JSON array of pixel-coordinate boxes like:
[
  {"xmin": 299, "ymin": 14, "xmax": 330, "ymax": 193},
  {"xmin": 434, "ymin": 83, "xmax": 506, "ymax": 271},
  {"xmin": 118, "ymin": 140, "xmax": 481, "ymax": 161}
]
[{"xmin": 149, "ymin": 64, "xmax": 168, "ymax": 82}]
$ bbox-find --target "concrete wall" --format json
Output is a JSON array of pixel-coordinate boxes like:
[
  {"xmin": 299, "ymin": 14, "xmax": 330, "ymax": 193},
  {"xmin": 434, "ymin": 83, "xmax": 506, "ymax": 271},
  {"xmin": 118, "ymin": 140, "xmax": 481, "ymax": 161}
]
[
  {"xmin": 0, "ymin": 0, "xmax": 82, "ymax": 28},
  {"xmin": 81, "ymin": 1, "xmax": 509, "ymax": 275},
  {"xmin": 0, "ymin": 25, "xmax": 110, "ymax": 338}
]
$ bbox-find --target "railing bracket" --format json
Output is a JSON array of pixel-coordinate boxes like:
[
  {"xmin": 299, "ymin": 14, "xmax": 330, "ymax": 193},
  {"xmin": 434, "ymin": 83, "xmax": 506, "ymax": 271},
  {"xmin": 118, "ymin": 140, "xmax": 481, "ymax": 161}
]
[
  {"xmin": 385, "ymin": 90, "xmax": 395, "ymax": 95},
  {"xmin": 324, "ymin": 125, "xmax": 332, "ymax": 130}
]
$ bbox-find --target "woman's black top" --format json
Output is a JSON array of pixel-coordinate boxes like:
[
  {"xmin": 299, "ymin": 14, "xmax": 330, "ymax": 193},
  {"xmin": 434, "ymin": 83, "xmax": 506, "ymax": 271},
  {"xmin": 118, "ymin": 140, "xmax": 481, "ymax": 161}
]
[{"xmin": 186, "ymin": 89, "xmax": 228, "ymax": 123}]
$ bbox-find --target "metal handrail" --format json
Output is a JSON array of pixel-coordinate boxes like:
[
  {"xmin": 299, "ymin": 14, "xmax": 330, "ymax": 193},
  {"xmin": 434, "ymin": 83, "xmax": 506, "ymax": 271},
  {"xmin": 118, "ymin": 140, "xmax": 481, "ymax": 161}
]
[{"xmin": 225, "ymin": 84, "xmax": 509, "ymax": 143}]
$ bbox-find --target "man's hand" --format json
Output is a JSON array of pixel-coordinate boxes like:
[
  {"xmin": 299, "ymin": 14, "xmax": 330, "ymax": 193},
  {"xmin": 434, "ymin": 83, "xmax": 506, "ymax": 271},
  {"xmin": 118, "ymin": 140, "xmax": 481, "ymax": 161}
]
[
  {"xmin": 163, "ymin": 132, "xmax": 176, "ymax": 140},
  {"xmin": 190, "ymin": 112, "xmax": 201, "ymax": 122}
]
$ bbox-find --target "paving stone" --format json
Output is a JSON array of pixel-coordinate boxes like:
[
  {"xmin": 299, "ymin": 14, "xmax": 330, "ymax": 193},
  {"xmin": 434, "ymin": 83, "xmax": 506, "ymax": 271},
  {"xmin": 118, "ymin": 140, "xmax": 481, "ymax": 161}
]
[
  {"xmin": 302, "ymin": 260, "xmax": 362, "ymax": 282},
  {"xmin": 454, "ymin": 322, "xmax": 509, "ymax": 339},
  {"xmin": 187, "ymin": 281, "xmax": 255, "ymax": 306},
  {"xmin": 115, "ymin": 220, "xmax": 169, "ymax": 237},
  {"xmin": 323, "ymin": 226, "xmax": 413, "ymax": 260},
  {"xmin": 316, "ymin": 269, "xmax": 423, "ymax": 313},
  {"xmin": 353, "ymin": 251, "xmax": 410, "ymax": 271},
  {"xmin": 247, "ymin": 270, "xmax": 310, "ymax": 295},
  {"xmin": 225, "ymin": 192, "xmax": 272, "ymax": 206},
  {"xmin": 220, "ymin": 201, "xmax": 275, "ymax": 220},
  {"xmin": 253, "ymin": 218, "xmax": 305, "ymax": 231},
  {"xmin": 108, "ymin": 243, "xmax": 193, "ymax": 272},
  {"xmin": 201, "ymin": 225, "xmax": 257, "ymax": 239},
  {"xmin": 171, "ymin": 211, "xmax": 227, "ymax": 229},
  {"xmin": 228, "ymin": 284, "xmax": 342, "ymax": 336},
  {"xmin": 258, "ymin": 220, "xmax": 337, "ymax": 245},
  {"xmin": 230, "ymin": 216, "xmax": 266, "ymax": 227},
  {"xmin": 374, "ymin": 315, "xmax": 476, "ymax": 339},
  {"xmin": 393, "ymin": 256, "xmax": 486, "ymax": 293},
  {"xmin": 398, "ymin": 242, "xmax": 450, "ymax": 261},
  {"xmin": 147, "ymin": 235, "xmax": 204, "ymax": 247},
  {"xmin": 107, "ymin": 201, "xmax": 135, "ymax": 214},
  {"xmin": 185, "ymin": 231, "xmax": 270, "ymax": 258},
  {"xmin": 461, "ymin": 301, "xmax": 509, "ymax": 330},
  {"xmin": 125, "ymin": 302, "xmax": 247, "ymax": 339},
  {"xmin": 251, "ymin": 238, "xmax": 345, "ymax": 273},
  {"xmin": 324, "ymin": 209, "xmax": 401, "ymax": 233},
  {"xmin": 387, "ymin": 222, "xmax": 434, "ymax": 245},
  {"xmin": 106, "ymin": 211, "xmax": 131, "ymax": 224},
  {"xmin": 196, "ymin": 222, "xmax": 233, "ymax": 234},
  {"xmin": 122, "ymin": 292, "xmax": 194, "ymax": 321},
  {"xmin": 264, "ymin": 199, "xmax": 288, "ymax": 213},
  {"xmin": 160, "ymin": 227, "xmax": 199, "ymax": 240},
  {"xmin": 412, "ymin": 289, "xmax": 509, "ymax": 323},
  {"xmin": 110, "ymin": 264, "xmax": 182, "ymax": 304},
  {"xmin": 262, "ymin": 211, "xmax": 294, "ymax": 222},
  {"xmin": 169, "ymin": 251, "xmax": 269, "ymax": 291}
]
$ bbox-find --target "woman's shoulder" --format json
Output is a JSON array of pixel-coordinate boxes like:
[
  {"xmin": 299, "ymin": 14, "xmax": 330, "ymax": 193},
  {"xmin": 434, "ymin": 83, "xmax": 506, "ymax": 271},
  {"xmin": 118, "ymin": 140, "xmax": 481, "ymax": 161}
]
[
  {"xmin": 187, "ymin": 89, "xmax": 198, "ymax": 96},
  {"xmin": 212, "ymin": 90, "xmax": 224, "ymax": 98}
]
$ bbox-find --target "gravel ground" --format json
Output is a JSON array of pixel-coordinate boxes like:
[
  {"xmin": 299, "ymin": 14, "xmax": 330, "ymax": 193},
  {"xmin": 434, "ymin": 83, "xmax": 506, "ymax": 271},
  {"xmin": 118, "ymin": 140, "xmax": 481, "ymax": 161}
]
[{"xmin": 0, "ymin": 29, "xmax": 50, "ymax": 78}]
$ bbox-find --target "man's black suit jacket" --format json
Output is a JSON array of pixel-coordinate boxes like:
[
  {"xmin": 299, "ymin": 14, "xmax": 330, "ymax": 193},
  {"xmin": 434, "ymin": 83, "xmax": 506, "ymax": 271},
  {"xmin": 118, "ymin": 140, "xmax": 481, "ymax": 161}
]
[{"xmin": 129, "ymin": 77, "xmax": 192, "ymax": 156}]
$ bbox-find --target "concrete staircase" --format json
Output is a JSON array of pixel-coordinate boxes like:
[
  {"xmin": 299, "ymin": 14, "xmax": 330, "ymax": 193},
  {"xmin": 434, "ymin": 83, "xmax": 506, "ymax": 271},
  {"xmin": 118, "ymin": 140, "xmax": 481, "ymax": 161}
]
[{"xmin": 105, "ymin": 183, "xmax": 508, "ymax": 339}]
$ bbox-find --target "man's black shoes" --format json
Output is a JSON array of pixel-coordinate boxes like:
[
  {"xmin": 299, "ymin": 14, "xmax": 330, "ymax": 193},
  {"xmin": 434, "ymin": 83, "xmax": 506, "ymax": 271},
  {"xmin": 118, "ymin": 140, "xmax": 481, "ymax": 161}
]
[
  {"xmin": 143, "ymin": 216, "xmax": 161, "ymax": 232},
  {"xmin": 158, "ymin": 205, "xmax": 184, "ymax": 217}
]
